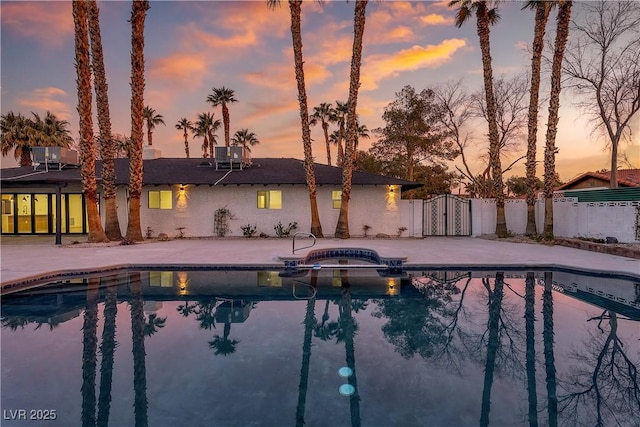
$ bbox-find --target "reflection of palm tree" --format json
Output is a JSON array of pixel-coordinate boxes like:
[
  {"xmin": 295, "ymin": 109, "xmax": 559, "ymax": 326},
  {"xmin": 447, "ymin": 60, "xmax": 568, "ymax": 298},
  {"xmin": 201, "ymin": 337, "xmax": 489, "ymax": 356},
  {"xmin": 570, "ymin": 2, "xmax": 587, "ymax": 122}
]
[
  {"xmin": 129, "ymin": 272, "xmax": 148, "ymax": 426},
  {"xmin": 296, "ymin": 273, "xmax": 317, "ymax": 426},
  {"xmin": 195, "ymin": 299, "xmax": 218, "ymax": 330},
  {"xmin": 542, "ymin": 272, "xmax": 558, "ymax": 427},
  {"xmin": 81, "ymin": 278, "xmax": 100, "ymax": 426},
  {"xmin": 524, "ymin": 272, "xmax": 538, "ymax": 427},
  {"xmin": 177, "ymin": 301, "xmax": 198, "ymax": 317},
  {"xmin": 143, "ymin": 313, "xmax": 167, "ymax": 336},
  {"xmin": 208, "ymin": 323, "xmax": 239, "ymax": 356},
  {"xmin": 97, "ymin": 282, "xmax": 118, "ymax": 427},
  {"xmin": 0, "ymin": 316, "xmax": 31, "ymax": 331},
  {"xmin": 480, "ymin": 272, "xmax": 505, "ymax": 427},
  {"xmin": 338, "ymin": 273, "xmax": 362, "ymax": 427},
  {"xmin": 314, "ymin": 299, "xmax": 339, "ymax": 341}
]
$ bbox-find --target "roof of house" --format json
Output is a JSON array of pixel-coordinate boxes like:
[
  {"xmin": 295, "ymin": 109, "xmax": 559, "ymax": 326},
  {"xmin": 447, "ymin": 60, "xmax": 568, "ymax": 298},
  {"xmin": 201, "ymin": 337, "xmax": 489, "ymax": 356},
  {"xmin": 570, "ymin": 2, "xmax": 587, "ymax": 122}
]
[
  {"xmin": 556, "ymin": 169, "xmax": 640, "ymax": 190},
  {"xmin": 0, "ymin": 157, "xmax": 423, "ymax": 191}
]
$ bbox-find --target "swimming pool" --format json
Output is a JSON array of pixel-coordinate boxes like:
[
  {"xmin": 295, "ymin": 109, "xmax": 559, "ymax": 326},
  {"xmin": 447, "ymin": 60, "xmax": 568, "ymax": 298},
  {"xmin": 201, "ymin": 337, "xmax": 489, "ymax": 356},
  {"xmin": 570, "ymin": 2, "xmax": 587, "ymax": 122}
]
[{"xmin": 1, "ymin": 268, "xmax": 639, "ymax": 426}]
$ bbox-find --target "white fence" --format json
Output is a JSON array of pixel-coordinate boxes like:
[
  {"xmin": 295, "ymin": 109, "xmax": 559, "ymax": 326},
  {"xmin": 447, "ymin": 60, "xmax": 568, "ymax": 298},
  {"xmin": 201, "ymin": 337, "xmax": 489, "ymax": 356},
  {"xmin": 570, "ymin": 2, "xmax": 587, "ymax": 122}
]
[
  {"xmin": 399, "ymin": 197, "xmax": 640, "ymax": 243},
  {"xmin": 467, "ymin": 197, "xmax": 640, "ymax": 243}
]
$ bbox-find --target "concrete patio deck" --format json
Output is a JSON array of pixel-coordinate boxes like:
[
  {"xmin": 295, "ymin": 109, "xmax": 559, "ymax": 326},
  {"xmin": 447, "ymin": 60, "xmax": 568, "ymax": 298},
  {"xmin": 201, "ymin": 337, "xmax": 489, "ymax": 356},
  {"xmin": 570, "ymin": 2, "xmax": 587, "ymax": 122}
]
[{"xmin": 1, "ymin": 235, "xmax": 638, "ymax": 288}]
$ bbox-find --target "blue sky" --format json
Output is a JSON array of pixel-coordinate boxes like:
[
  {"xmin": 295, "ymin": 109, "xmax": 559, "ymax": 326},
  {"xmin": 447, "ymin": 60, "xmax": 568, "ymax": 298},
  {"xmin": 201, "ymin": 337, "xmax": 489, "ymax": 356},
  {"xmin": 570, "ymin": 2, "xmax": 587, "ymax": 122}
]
[{"xmin": 2, "ymin": 0, "xmax": 638, "ymax": 180}]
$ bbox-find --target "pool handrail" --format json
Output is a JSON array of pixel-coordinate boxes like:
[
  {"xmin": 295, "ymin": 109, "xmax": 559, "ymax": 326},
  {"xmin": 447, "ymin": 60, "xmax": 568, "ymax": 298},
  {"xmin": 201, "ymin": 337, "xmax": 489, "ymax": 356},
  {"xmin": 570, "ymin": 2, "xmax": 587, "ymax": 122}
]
[{"xmin": 292, "ymin": 232, "xmax": 317, "ymax": 254}]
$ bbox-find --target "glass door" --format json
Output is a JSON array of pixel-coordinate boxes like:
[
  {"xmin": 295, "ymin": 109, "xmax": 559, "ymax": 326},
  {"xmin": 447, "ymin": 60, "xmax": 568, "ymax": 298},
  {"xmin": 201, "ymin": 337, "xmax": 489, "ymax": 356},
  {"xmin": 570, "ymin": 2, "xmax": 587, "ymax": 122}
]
[{"xmin": 1, "ymin": 194, "xmax": 15, "ymax": 233}]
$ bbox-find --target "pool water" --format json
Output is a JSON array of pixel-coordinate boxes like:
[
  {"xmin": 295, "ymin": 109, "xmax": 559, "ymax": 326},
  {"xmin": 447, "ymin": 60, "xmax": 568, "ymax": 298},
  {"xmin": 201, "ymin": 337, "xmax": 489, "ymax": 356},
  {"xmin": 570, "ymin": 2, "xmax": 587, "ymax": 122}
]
[{"xmin": 1, "ymin": 269, "xmax": 639, "ymax": 427}]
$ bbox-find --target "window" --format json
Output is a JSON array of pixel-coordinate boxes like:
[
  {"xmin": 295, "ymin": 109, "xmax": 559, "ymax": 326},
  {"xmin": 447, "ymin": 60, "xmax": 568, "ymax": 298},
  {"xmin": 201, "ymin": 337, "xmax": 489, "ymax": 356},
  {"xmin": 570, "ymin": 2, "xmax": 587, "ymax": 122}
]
[
  {"xmin": 332, "ymin": 190, "xmax": 342, "ymax": 209},
  {"xmin": 257, "ymin": 190, "xmax": 282, "ymax": 209},
  {"xmin": 148, "ymin": 190, "xmax": 173, "ymax": 209}
]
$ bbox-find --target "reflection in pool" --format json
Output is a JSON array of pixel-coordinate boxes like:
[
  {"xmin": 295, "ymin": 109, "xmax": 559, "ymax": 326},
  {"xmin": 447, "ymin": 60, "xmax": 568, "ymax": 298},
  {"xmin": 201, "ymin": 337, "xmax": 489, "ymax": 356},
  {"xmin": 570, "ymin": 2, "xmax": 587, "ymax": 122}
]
[{"xmin": 1, "ymin": 269, "xmax": 639, "ymax": 427}]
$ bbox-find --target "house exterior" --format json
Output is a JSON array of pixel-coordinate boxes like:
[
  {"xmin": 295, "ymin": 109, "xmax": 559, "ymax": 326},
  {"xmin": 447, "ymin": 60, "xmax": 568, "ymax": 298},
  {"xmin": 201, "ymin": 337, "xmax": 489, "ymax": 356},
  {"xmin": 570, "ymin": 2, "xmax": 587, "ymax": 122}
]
[
  {"xmin": 0, "ymin": 155, "xmax": 421, "ymax": 238},
  {"xmin": 557, "ymin": 169, "xmax": 640, "ymax": 191}
]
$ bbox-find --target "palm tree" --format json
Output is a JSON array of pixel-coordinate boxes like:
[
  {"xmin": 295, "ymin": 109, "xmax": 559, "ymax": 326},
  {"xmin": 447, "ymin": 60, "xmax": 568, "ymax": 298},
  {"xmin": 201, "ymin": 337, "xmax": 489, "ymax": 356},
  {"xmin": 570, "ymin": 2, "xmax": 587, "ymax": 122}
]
[
  {"xmin": 1, "ymin": 111, "xmax": 73, "ymax": 167},
  {"xmin": 73, "ymin": 0, "xmax": 108, "ymax": 243},
  {"xmin": 267, "ymin": 0, "xmax": 323, "ymax": 237},
  {"xmin": 142, "ymin": 106, "xmax": 165, "ymax": 147},
  {"xmin": 1, "ymin": 112, "xmax": 33, "ymax": 166},
  {"xmin": 333, "ymin": 101, "xmax": 348, "ymax": 167},
  {"xmin": 335, "ymin": 0, "xmax": 368, "ymax": 239},
  {"xmin": 30, "ymin": 111, "xmax": 75, "ymax": 148},
  {"xmin": 309, "ymin": 102, "xmax": 336, "ymax": 166},
  {"xmin": 543, "ymin": 1, "xmax": 572, "ymax": 240},
  {"xmin": 125, "ymin": 0, "xmax": 149, "ymax": 242},
  {"xmin": 231, "ymin": 128, "xmax": 260, "ymax": 152},
  {"xmin": 88, "ymin": 0, "xmax": 121, "ymax": 241},
  {"xmin": 175, "ymin": 117, "xmax": 193, "ymax": 158},
  {"xmin": 352, "ymin": 120, "xmax": 370, "ymax": 166},
  {"xmin": 193, "ymin": 112, "xmax": 220, "ymax": 158},
  {"xmin": 206, "ymin": 87, "xmax": 237, "ymax": 148},
  {"xmin": 523, "ymin": 1, "xmax": 551, "ymax": 236},
  {"xmin": 449, "ymin": 0, "xmax": 507, "ymax": 238}
]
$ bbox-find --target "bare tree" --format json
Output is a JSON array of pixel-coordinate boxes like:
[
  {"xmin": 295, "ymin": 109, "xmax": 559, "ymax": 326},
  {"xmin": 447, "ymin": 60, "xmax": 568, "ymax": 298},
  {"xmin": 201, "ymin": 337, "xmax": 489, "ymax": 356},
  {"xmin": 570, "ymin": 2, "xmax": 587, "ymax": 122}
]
[
  {"xmin": 442, "ymin": 74, "xmax": 531, "ymax": 198},
  {"xmin": 563, "ymin": 0, "xmax": 640, "ymax": 188}
]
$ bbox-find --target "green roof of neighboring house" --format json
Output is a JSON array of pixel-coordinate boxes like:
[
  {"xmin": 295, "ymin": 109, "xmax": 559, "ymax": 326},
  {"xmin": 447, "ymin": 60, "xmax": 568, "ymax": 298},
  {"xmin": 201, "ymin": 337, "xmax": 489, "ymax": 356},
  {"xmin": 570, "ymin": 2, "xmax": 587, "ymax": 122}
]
[{"xmin": 561, "ymin": 187, "xmax": 640, "ymax": 202}]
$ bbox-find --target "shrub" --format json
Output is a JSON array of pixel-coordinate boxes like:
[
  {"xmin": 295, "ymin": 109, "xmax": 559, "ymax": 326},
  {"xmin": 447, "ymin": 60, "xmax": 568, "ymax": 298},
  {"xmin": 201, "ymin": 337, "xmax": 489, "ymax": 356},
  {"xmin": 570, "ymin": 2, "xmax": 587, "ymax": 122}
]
[
  {"xmin": 241, "ymin": 224, "xmax": 257, "ymax": 238},
  {"xmin": 274, "ymin": 221, "xmax": 298, "ymax": 238}
]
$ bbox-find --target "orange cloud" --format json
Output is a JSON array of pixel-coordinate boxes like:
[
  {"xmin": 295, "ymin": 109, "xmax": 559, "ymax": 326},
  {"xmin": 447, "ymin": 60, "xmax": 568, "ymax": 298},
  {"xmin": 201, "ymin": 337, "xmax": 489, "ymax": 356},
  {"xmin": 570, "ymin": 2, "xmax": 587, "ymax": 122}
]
[
  {"xmin": 361, "ymin": 39, "xmax": 467, "ymax": 90},
  {"xmin": 243, "ymin": 60, "xmax": 331, "ymax": 93},
  {"xmin": 1, "ymin": 2, "xmax": 73, "ymax": 47},
  {"xmin": 420, "ymin": 14, "xmax": 453, "ymax": 25},
  {"xmin": 18, "ymin": 87, "xmax": 72, "ymax": 120},
  {"xmin": 149, "ymin": 52, "xmax": 209, "ymax": 90},
  {"xmin": 175, "ymin": 2, "xmax": 289, "ymax": 53}
]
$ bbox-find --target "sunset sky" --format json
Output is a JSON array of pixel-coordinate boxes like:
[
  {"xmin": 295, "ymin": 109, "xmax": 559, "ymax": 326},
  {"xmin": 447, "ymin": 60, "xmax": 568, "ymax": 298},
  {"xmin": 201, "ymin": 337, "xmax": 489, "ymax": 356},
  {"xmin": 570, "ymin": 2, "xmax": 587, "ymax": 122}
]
[{"xmin": 1, "ymin": 0, "xmax": 638, "ymax": 182}]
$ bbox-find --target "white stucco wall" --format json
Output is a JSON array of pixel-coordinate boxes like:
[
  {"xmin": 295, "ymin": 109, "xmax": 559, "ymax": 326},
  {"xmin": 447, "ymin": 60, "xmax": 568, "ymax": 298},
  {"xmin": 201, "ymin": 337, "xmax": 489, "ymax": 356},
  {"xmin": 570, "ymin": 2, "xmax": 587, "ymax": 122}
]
[
  {"xmin": 399, "ymin": 199, "xmax": 423, "ymax": 237},
  {"xmin": 470, "ymin": 196, "xmax": 639, "ymax": 242},
  {"xmin": 113, "ymin": 184, "xmax": 403, "ymax": 238}
]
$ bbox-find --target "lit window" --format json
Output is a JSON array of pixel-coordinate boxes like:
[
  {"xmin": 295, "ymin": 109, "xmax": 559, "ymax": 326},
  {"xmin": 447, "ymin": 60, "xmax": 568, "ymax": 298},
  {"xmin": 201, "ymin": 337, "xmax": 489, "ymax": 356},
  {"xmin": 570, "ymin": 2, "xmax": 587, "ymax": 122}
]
[
  {"xmin": 332, "ymin": 190, "xmax": 342, "ymax": 209},
  {"xmin": 148, "ymin": 190, "xmax": 173, "ymax": 209},
  {"xmin": 257, "ymin": 190, "xmax": 282, "ymax": 209}
]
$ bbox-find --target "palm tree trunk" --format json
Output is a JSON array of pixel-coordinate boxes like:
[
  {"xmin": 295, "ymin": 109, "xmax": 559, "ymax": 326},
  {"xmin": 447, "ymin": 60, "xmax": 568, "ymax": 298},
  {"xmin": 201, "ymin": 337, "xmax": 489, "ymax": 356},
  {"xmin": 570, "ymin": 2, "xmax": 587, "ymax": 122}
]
[
  {"xmin": 147, "ymin": 126, "xmax": 153, "ymax": 146},
  {"xmin": 335, "ymin": 0, "xmax": 367, "ymax": 239},
  {"xmin": 222, "ymin": 103, "xmax": 230, "ymax": 147},
  {"xmin": 289, "ymin": 0, "xmax": 323, "ymax": 237},
  {"xmin": 73, "ymin": 0, "xmax": 108, "ymax": 243},
  {"xmin": 543, "ymin": 1, "xmax": 572, "ymax": 239},
  {"xmin": 126, "ymin": 0, "xmax": 149, "ymax": 242},
  {"xmin": 19, "ymin": 148, "xmax": 32, "ymax": 167},
  {"xmin": 88, "ymin": 0, "xmax": 121, "ymax": 241},
  {"xmin": 476, "ymin": 4, "xmax": 507, "ymax": 238},
  {"xmin": 526, "ymin": 2, "xmax": 550, "ymax": 236},
  {"xmin": 183, "ymin": 129, "xmax": 190, "ymax": 158},
  {"xmin": 209, "ymin": 131, "xmax": 215, "ymax": 159},
  {"xmin": 323, "ymin": 122, "xmax": 331, "ymax": 166}
]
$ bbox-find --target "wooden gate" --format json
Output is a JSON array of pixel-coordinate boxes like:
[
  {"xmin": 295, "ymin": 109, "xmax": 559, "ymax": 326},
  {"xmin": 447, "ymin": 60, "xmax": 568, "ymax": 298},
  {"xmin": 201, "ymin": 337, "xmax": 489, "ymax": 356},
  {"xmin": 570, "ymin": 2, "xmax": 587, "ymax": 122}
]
[{"xmin": 423, "ymin": 194, "xmax": 471, "ymax": 236}]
